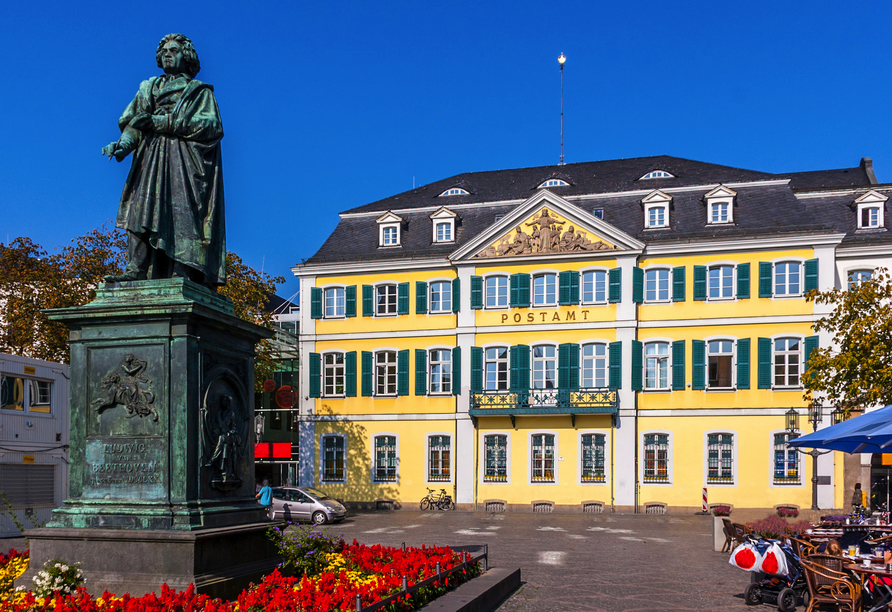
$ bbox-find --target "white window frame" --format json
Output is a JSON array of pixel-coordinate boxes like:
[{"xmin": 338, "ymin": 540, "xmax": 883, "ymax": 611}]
[
  {"xmin": 579, "ymin": 342, "xmax": 609, "ymax": 388},
  {"xmin": 427, "ymin": 347, "xmax": 453, "ymax": 395},
  {"xmin": 771, "ymin": 334, "xmax": 805, "ymax": 389},
  {"xmin": 528, "ymin": 430, "xmax": 558, "ymax": 485},
  {"xmin": 319, "ymin": 433, "xmax": 347, "ymax": 484},
  {"xmin": 379, "ymin": 224, "xmax": 400, "ymax": 247},
  {"xmin": 538, "ymin": 178, "xmax": 569, "ymax": 188},
  {"xmin": 371, "ymin": 432, "xmax": 399, "ymax": 484},
  {"xmin": 579, "ymin": 429, "xmax": 609, "ymax": 485},
  {"xmin": 641, "ymin": 430, "xmax": 672, "ymax": 485},
  {"xmin": 322, "ymin": 351, "xmax": 346, "ymax": 398},
  {"xmin": 531, "ymin": 271, "xmax": 559, "ymax": 307},
  {"xmin": 439, "ymin": 187, "xmax": 469, "ymax": 197},
  {"xmin": 644, "ymin": 267, "xmax": 672, "ymax": 303},
  {"xmin": 703, "ymin": 430, "xmax": 737, "ymax": 486},
  {"xmin": 29, "ymin": 379, "xmax": 52, "ymax": 412},
  {"xmin": 772, "ymin": 258, "xmax": 804, "ymax": 297},
  {"xmin": 531, "ymin": 342, "xmax": 558, "ymax": 391},
  {"xmin": 580, "ymin": 267, "xmax": 609, "ymax": 305},
  {"xmin": 483, "ymin": 273, "xmax": 509, "ymax": 309},
  {"xmin": 425, "ymin": 432, "xmax": 453, "ymax": 484},
  {"xmin": 373, "ymin": 350, "xmax": 398, "ymax": 396},
  {"xmin": 704, "ymin": 185, "xmax": 736, "ymax": 225},
  {"xmin": 483, "ymin": 344, "xmax": 510, "ymax": 391},
  {"xmin": 639, "ymin": 170, "xmax": 675, "ymax": 180},
  {"xmin": 854, "ymin": 190, "xmax": 887, "ymax": 229},
  {"xmin": 645, "ymin": 204, "xmax": 668, "ymax": 228},
  {"xmin": 434, "ymin": 221, "xmax": 454, "ymax": 243},
  {"xmin": 705, "ymin": 336, "xmax": 736, "ymax": 390},
  {"xmin": 643, "ymin": 339, "xmax": 671, "ymax": 391},
  {"xmin": 847, "ymin": 268, "xmax": 873, "ymax": 290},
  {"xmin": 481, "ymin": 431, "xmax": 511, "ymax": 484},
  {"xmin": 770, "ymin": 430, "xmax": 804, "ymax": 488},
  {"xmin": 323, "ymin": 285, "xmax": 346, "ymax": 318},
  {"xmin": 430, "ymin": 207, "xmax": 457, "ymax": 243},
  {"xmin": 374, "ymin": 282, "xmax": 398, "ymax": 317},
  {"xmin": 706, "ymin": 264, "xmax": 736, "ymax": 301},
  {"xmin": 429, "ymin": 280, "xmax": 453, "ymax": 314}
]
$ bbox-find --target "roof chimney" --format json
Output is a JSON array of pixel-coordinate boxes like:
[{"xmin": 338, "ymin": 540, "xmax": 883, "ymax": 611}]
[{"xmin": 861, "ymin": 157, "xmax": 878, "ymax": 184}]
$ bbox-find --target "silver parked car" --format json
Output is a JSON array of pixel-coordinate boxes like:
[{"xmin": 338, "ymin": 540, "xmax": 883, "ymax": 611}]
[{"xmin": 270, "ymin": 486, "xmax": 347, "ymax": 524}]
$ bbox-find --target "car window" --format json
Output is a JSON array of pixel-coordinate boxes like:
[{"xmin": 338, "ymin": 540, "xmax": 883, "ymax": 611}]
[
  {"xmin": 286, "ymin": 490, "xmax": 304, "ymax": 502},
  {"xmin": 302, "ymin": 487, "xmax": 330, "ymax": 500},
  {"xmin": 271, "ymin": 488, "xmax": 285, "ymax": 499}
]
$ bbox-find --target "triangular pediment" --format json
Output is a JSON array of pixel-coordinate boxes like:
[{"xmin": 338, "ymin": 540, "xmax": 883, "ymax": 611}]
[
  {"xmin": 641, "ymin": 189, "xmax": 672, "ymax": 205},
  {"xmin": 704, "ymin": 185, "xmax": 737, "ymax": 199},
  {"xmin": 376, "ymin": 211, "xmax": 403, "ymax": 224},
  {"xmin": 854, "ymin": 189, "xmax": 888, "ymax": 205},
  {"xmin": 430, "ymin": 206, "xmax": 457, "ymax": 220},
  {"xmin": 450, "ymin": 191, "xmax": 644, "ymax": 262}
]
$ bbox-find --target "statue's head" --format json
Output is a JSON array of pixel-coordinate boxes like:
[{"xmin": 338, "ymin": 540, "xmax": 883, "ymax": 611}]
[{"xmin": 156, "ymin": 33, "xmax": 201, "ymax": 78}]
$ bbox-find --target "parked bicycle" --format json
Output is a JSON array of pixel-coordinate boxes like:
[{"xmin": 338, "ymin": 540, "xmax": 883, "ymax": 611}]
[{"xmin": 419, "ymin": 487, "xmax": 455, "ymax": 511}]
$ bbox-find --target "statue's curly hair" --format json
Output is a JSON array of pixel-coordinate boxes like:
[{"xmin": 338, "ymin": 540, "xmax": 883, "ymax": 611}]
[{"xmin": 156, "ymin": 33, "xmax": 201, "ymax": 78}]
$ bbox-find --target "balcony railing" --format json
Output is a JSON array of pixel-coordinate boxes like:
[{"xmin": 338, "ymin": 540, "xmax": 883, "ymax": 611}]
[{"xmin": 470, "ymin": 387, "xmax": 617, "ymax": 416}]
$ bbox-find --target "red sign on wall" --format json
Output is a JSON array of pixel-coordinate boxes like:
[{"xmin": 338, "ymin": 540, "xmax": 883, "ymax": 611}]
[
  {"xmin": 275, "ymin": 385, "xmax": 297, "ymax": 409},
  {"xmin": 255, "ymin": 442, "xmax": 292, "ymax": 459}
]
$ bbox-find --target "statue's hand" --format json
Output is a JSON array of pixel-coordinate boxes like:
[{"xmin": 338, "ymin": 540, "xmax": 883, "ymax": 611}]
[{"xmin": 102, "ymin": 142, "xmax": 118, "ymax": 158}]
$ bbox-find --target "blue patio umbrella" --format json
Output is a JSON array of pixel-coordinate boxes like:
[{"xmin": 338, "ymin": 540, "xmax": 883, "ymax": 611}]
[{"xmin": 787, "ymin": 405, "xmax": 892, "ymax": 454}]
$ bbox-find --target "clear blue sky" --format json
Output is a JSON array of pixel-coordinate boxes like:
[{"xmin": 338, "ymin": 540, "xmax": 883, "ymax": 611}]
[{"xmin": 3, "ymin": 1, "xmax": 891, "ymax": 302}]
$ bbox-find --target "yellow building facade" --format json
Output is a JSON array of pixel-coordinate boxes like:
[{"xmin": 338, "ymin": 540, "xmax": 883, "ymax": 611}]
[{"xmin": 294, "ymin": 156, "xmax": 891, "ymax": 512}]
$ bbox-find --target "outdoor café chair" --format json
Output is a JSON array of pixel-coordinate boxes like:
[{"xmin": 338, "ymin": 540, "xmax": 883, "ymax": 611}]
[
  {"xmin": 800, "ymin": 554, "xmax": 862, "ymax": 612},
  {"xmin": 788, "ymin": 536, "xmax": 817, "ymax": 558},
  {"xmin": 721, "ymin": 518, "xmax": 735, "ymax": 553}
]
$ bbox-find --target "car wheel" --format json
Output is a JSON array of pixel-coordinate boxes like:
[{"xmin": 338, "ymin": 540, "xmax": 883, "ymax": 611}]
[{"xmin": 312, "ymin": 511, "xmax": 328, "ymax": 525}]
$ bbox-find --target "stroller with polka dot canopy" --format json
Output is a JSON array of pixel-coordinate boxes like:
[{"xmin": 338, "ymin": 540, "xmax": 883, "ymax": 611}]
[{"xmin": 731, "ymin": 537, "xmax": 810, "ymax": 611}]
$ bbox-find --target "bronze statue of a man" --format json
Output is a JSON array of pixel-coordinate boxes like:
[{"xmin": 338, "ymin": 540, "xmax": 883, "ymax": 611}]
[{"xmin": 102, "ymin": 34, "xmax": 225, "ymax": 286}]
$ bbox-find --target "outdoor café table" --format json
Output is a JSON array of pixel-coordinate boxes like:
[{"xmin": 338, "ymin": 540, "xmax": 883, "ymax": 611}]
[{"xmin": 843, "ymin": 561, "xmax": 892, "ymax": 612}]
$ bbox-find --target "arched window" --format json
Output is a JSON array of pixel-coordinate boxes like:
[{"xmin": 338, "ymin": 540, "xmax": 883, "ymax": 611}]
[
  {"xmin": 538, "ymin": 178, "xmax": 569, "ymax": 188},
  {"xmin": 639, "ymin": 170, "xmax": 674, "ymax": 180}
]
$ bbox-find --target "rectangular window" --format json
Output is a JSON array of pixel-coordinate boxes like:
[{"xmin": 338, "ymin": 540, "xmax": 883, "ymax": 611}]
[
  {"xmin": 645, "ymin": 269, "xmax": 670, "ymax": 302},
  {"xmin": 485, "ymin": 276, "xmax": 508, "ymax": 308},
  {"xmin": 484, "ymin": 435, "xmax": 507, "ymax": 482},
  {"xmin": 375, "ymin": 351, "xmax": 397, "ymax": 396},
  {"xmin": 28, "ymin": 380, "xmax": 52, "ymax": 414},
  {"xmin": 324, "ymin": 287, "xmax": 345, "ymax": 318},
  {"xmin": 644, "ymin": 342, "xmax": 670, "ymax": 390},
  {"xmin": 708, "ymin": 340, "xmax": 733, "ymax": 389},
  {"xmin": 485, "ymin": 347, "xmax": 509, "ymax": 391},
  {"xmin": 376, "ymin": 284, "xmax": 398, "ymax": 315},
  {"xmin": 593, "ymin": 208, "xmax": 604, "ymax": 219},
  {"xmin": 708, "ymin": 266, "xmax": 734, "ymax": 299},
  {"xmin": 532, "ymin": 345, "xmax": 556, "ymax": 390},
  {"xmin": 707, "ymin": 433, "xmax": 734, "ymax": 484},
  {"xmin": 774, "ymin": 262, "xmax": 801, "ymax": 296},
  {"xmin": 322, "ymin": 436, "xmax": 345, "ymax": 482},
  {"xmin": 774, "ymin": 433, "xmax": 800, "ymax": 484},
  {"xmin": 848, "ymin": 270, "xmax": 872, "ymax": 289},
  {"xmin": 648, "ymin": 206, "xmax": 667, "ymax": 228},
  {"xmin": 323, "ymin": 353, "xmax": 345, "ymax": 397},
  {"xmin": 374, "ymin": 436, "xmax": 397, "ymax": 482},
  {"xmin": 435, "ymin": 222, "xmax": 453, "ymax": 242},
  {"xmin": 862, "ymin": 207, "xmax": 880, "ymax": 228},
  {"xmin": 531, "ymin": 434, "xmax": 555, "ymax": 483},
  {"xmin": 428, "ymin": 435, "xmax": 451, "ymax": 482},
  {"xmin": 581, "ymin": 434, "xmax": 606, "ymax": 483},
  {"xmin": 381, "ymin": 226, "xmax": 398, "ymax": 246},
  {"xmin": 581, "ymin": 270, "xmax": 607, "ymax": 304},
  {"xmin": 774, "ymin": 338, "xmax": 801, "ymax": 387},
  {"xmin": 429, "ymin": 349, "xmax": 452, "ymax": 394},
  {"xmin": 0, "ymin": 377, "xmax": 23, "ymax": 411},
  {"xmin": 533, "ymin": 274, "xmax": 557, "ymax": 306},
  {"xmin": 643, "ymin": 434, "xmax": 669, "ymax": 483},
  {"xmin": 581, "ymin": 344, "xmax": 607, "ymax": 387},
  {"xmin": 429, "ymin": 281, "xmax": 452, "ymax": 313},
  {"xmin": 710, "ymin": 202, "xmax": 729, "ymax": 223}
]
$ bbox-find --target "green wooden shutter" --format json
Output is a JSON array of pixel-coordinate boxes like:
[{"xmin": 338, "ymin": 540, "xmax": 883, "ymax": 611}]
[
  {"xmin": 470, "ymin": 347, "xmax": 483, "ymax": 392},
  {"xmin": 691, "ymin": 340, "xmax": 705, "ymax": 390},
  {"xmin": 452, "ymin": 278, "xmax": 461, "ymax": 312},
  {"xmin": 361, "ymin": 351, "xmax": 373, "ymax": 396},
  {"xmin": 397, "ymin": 283, "xmax": 410, "ymax": 315},
  {"xmin": 804, "ymin": 335, "xmax": 819, "ymax": 371},
  {"xmin": 452, "ymin": 347, "xmax": 461, "ymax": 394},
  {"xmin": 345, "ymin": 285, "xmax": 357, "ymax": 317},
  {"xmin": 415, "ymin": 349, "xmax": 427, "ymax": 396},
  {"xmin": 362, "ymin": 285, "xmax": 373, "ymax": 316},
  {"xmin": 510, "ymin": 345, "xmax": 530, "ymax": 391},
  {"xmin": 397, "ymin": 349, "xmax": 410, "ymax": 396},
  {"xmin": 415, "ymin": 281, "xmax": 428, "ymax": 314},
  {"xmin": 757, "ymin": 338, "xmax": 772, "ymax": 389},
  {"xmin": 471, "ymin": 276, "xmax": 483, "ymax": 309},
  {"xmin": 345, "ymin": 351, "xmax": 357, "ymax": 397},
  {"xmin": 804, "ymin": 259, "xmax": 819, "ymax": 293},
  {"xmin": 518, "ymin": 273, "xmax": 530, "ymax": 306},
  {"xmin": 758, "ymin": 263, "xmax": 773, "ymax": 298},
  {"xmin": 608, "ymin": 268, "xmax": 622, "ymax": 303},
  {"xmin": 693, "ymin": 265, "xmax": 707, "ymax": 301},
  {"xmin": 558, "ymin": 343, "xmax": 576, "ymax": 389},
  {"xmin": 736, "ymin": 263, "xmax": 750, "ymax": 299},
  {"xmin": 310, "ymin": 287, "xmax": 323, "ymax": 319},
  {"xmin": 632, "ymin": 267, "xmax": 644, "ymax": 303},
  {"xmin": 631, "ymin": 340, "xmax": 643, "ymax": 391},
  {"xmin": 308, "ymin": 352, "xmax": 321, "ymax": 397},
  {"xmin": 510, "ymin": 274, "xmax": 521, "ymax": 307},
  {"xmin": 672, "ymin": 340, "xmax": 685, "ymax": 391},
  {"xmin": 736, "ymin": 339, "xmax": 750, "ymax": 390},
  {"xmin": 672, "ymin": 266, "xmax": 686, "ymax": 302},
  {"xmin": 559, "ymin": 271, "xmax": 577, "ymax": 305},
  {"xmin": 609, "ymin": 341, "xmax": 622, "ymax": 389}
]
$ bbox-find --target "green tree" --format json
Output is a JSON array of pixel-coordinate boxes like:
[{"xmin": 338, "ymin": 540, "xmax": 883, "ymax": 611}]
[{"xmin": 804, "ymin": 268, "xmax": 892, "ymax": 412}]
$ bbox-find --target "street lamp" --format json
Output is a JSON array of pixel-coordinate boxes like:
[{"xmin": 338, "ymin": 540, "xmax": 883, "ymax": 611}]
[
  {"xmin": 787, "ymin": 404, "xmax": 831, "ymax": 510},
  {"xmin": 831, "ymin": 407, "xmax": 848, "ymax": 426}
]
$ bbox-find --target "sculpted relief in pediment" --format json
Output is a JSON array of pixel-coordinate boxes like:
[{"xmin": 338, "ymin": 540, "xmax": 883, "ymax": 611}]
[{"xmin": 476, "ymin": 208, "xmax": 616, "ymax": 258}]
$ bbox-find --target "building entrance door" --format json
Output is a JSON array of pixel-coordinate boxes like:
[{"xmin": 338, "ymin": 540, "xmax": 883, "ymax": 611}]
[{"xmin": 870, "ymin": 455, "xmax": 892, "ymax": 512}]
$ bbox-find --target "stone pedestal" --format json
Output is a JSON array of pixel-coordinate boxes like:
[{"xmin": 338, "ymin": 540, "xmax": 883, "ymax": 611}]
[{"xmin": 22, "ymin": 279, "xmax": 279, "ymax": 597}]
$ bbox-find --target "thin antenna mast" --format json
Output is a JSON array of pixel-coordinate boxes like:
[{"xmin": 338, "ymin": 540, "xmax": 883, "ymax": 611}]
[{"xmin": 558, "ymin": 53, "xmax": 566, "ymax": 165}]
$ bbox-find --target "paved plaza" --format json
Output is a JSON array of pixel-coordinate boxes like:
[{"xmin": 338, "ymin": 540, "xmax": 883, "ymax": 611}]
[{"xmin": 329, "ymin": 510, "xmax": 747, "ymax": 611}]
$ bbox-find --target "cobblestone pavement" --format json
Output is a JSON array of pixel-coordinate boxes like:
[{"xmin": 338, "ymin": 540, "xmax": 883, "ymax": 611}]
[{"xmin": 329, "ymin": 510, "xmax": 748, "ymax": 612}]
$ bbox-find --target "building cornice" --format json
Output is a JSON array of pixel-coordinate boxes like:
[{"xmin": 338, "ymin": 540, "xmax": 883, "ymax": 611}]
[
  {"xmin": 643, "ymin": 232, "xmax": 845, "ymax": 256},
  {"xmin": 835, "ymin": 243, "xmax": 892, "ymax": 259},
  {"xmin": 292, "ymin": 257, "xmax": 451, "ymax": 278}
]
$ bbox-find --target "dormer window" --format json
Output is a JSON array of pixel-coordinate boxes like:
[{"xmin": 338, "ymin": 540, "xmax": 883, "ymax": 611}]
[
  {"xmin": 439, "ymin": 187, "xmax": 469, "ymax": 197},
  {"xmin": 538, "ymin": 179, "xmax": 569, "ymax": 188},
  {"xmin": 704, "ymin": 185, "xmax": 737, "ymax": 225},
  {"xmin": 430, "ymin": 207, "xmax": 457, "ymax": 243},
  {"xmin": 854, "ymin": 190, "xmax": 887, "ymax": 229},
  {"xmin": 639, "ymin": 170, "xmax": 675, "ymax": 180},
  {"xmin": 641, "ymin": 190, "xmax": 672, "ymax": 229},
  {"xmin": 376, "ymin": 212, "xmax": 403, "ymax": 247}
]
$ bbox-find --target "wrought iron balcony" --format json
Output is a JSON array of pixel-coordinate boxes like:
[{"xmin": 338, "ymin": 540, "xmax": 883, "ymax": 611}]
[{"xmin": 469, "ymin": 387, "xmax": 618, "ymax": 418}]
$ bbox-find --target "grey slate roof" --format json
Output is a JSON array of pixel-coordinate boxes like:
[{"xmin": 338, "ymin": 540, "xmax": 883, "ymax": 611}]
[{"xmin": 306, "ymin": 155, "xmax": 886, "ymax": 265}]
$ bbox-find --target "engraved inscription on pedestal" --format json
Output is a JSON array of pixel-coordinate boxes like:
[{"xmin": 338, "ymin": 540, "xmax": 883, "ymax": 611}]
[{"xmin": 84, "ymin": 438, "xmax": 166, "ymax": 500}]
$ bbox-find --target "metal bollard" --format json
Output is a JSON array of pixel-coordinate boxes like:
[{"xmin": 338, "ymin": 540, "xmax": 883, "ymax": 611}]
[
  {"xmin": 402, "ymin": 575, "xmax": 408, "ymax": 591},
  {"xmin": 484, "ymin": 543, "xmax": 488, "ymax": 571},
  {"xmin": 356, "ymin": 594, "xmax": 361, "ymax": 611},
  {"xmin": 402, "ymin": 541, "xmax": 405, "ymax": 551},
  {"xmin": 436, "ymin": 561, "xmax": 441, "ymax": 584}
]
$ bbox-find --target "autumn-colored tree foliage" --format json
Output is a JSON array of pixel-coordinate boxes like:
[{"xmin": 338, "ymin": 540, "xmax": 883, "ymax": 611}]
[{"xmin": 804, "ymin": 268, "xmax": 892, "ymax": 412}]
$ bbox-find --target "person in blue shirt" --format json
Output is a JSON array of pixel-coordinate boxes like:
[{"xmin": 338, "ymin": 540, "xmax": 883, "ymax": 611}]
[{"xmin": 255, "ymin": 479, "xmax": 273, "ymax": 518}]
